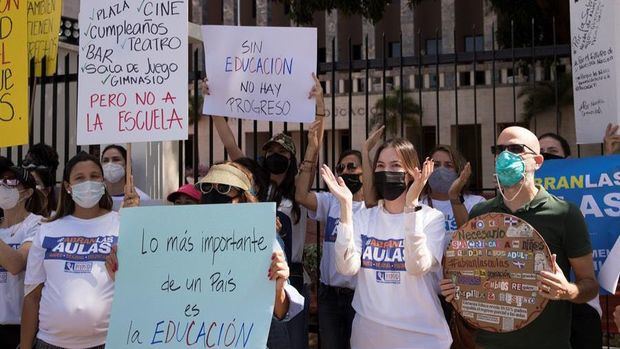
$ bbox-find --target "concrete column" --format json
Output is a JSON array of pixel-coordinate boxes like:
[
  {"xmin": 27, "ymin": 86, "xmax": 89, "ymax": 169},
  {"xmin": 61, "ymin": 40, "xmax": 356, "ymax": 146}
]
[
  {"xmin": 362, "ymin": 19, "xmax": 376, "ymax": 59},
  {"xmin": 441, "ymin": 0, "xmax": 455, "ymax": 53},
  {"xmin": 483, "ymin": 0, "xmax": 498, "ymax": 50},
  {"xmin": 326, "ymin": 10, "xmax": 338, "ymax": 62},
  {"xmin": 256, "ymin": 0, "xmax": 270, "ymax": 26},
  {"xmin": 400, "ymin": 1, "xmax": 414, "ymax": 56}
]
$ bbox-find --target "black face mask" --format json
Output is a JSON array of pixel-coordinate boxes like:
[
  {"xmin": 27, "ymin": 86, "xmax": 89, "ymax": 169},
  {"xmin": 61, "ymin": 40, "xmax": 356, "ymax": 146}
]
[
  {"xmin": 341, "ymin": 174, "xmax": 362, "ymax": 194},
  {"xmin": 264, "ymin": 154, "xmax": 290, "ymax": 175},
  {"xmin": 542, "ymin": 152, "xmax": 565, "ymax": 161},
  {"xmin": 374, "ymin": 171, "xmax": 408, "ymax": 201},
  {"xmin": 201, "ymin": 191, "xmax": 233, "ymax": 204}
]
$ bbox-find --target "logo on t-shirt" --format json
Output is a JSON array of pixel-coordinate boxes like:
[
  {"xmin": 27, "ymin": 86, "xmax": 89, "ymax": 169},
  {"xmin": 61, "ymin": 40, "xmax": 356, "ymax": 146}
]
[
  {"xmin": 375, "ymin": 271, "xmax": 401, "ymax": 284},
  {"xmin": 43, "ymin": 235, "xmax": 117, "ymax": 262},
  {"xmin": 361, "ymin": 235, "xmax": 406, "ymax": 274},
  {"xmin": 324, "ymin": 216, "xmax": 340, "ymax": 243},
  {"xmin": 64, "ymin": 261, "xmax": 94, "ymax": 273},
  {"xmin": 445, "ymin": 214, "xmax": 457, "ymax": 232}
]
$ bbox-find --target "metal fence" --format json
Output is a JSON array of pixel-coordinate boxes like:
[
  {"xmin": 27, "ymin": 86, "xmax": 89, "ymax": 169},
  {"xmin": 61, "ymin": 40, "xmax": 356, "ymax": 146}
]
[{"xmin": 3, "ymin": 17, "xmax": 617, "ymax": 347}]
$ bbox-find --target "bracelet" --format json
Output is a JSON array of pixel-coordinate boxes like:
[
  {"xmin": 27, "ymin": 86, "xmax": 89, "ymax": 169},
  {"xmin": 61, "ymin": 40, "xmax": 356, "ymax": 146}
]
[
  {"xmin": 316, "ymin": 113, "xmax": 325, "ymax": 117},
  {"xmin": 450, "ymin": 195, "xmax": 465, "ymax": 205}
]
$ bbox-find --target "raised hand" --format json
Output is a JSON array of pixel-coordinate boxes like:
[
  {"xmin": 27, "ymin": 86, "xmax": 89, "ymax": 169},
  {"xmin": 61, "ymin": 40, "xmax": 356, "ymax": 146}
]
[
  {"xmin": 201, "ymin": 77, "xmax": 210, "ymax": 96},
  {"xmin": 320, "ymin": 164, "xmax": 352, "ymax": 205},
  {"xmin": 364, "ymin": 125, "xmax": 385, "ymax": 152},
  {"xmin": 406, "ymin": 157, "xmax": 434, "ymax": 206},
  {"xmin": 307, "ymin": 119, "xmax": 322, "ymax": 150},
  {"xmin": 604, "ymin": 123, "xmax": 620, "ymax": 155},
  {"xmin": 269, "ymin": 251, "xmax": 290, "ymax": 294},
  {"xmin": 449, "ymin": 162, "xmax": 471, "ymax": 200}
]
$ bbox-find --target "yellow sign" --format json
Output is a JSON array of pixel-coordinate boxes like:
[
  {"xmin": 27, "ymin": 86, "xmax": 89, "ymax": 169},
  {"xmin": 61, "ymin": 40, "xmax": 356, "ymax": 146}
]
[
  {"xmin": 27, "ymin": 0, "xmax": 61, "ymax": 76},
  {"xmin": 0, "ymin": 0, "xmax": 28, "ymax": 147}
]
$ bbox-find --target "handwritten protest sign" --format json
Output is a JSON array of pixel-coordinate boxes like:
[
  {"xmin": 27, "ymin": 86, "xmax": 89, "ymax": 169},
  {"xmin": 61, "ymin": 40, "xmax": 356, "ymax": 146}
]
[
  {"xmin": 27, "ymin": 0, "xmax": 62, "ymax": 76},
  {"xmin": 106, "ymin": 203, "xmax": 276, "ymax": 348},
  {"xmin": 536, "ymin": 155, "xmax": 620, "ymax": 292},
  {"xmin": 202, "ymin": 25, "xmax": 317, "ymax": 123},
  {"xmin": 77, "ymin": 0, "xmax": 188, "ymax": 145},
  {"xmin": 570, "ymin": 0, "xmax": 620, "ymax": 144},
  {"xmin": 443, "ymin": 213, "xmax": 552, "ymax": 333},
  {"xmin": 0, "ymin": 0, "xmax": 28, "ymax": 147}
]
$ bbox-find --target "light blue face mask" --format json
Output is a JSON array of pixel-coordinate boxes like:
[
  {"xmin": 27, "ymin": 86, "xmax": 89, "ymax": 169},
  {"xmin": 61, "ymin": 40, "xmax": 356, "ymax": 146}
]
[{"xmin": 495, "ymin": 151, "xmax": 525, "ymax": 187}]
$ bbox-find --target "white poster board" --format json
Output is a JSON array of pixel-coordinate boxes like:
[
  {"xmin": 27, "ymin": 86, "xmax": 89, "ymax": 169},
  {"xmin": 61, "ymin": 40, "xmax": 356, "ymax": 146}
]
[
  {"xmin": 77, "ymin": 1, "xmax": 188, "ymax": 145},
  {"xmin": 570, "ymin": 0, "xmax": 620, "ymax": 144},
  {"xmin": 202, "ymin": 25, "xmax": 317, "ymax": 123}
]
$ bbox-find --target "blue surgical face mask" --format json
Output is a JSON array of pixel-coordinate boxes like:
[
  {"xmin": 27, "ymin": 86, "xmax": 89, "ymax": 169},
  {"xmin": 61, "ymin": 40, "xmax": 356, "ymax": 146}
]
[{"xmin": 495, "ymin": 151, "xmax": 525, "ymax": 187}]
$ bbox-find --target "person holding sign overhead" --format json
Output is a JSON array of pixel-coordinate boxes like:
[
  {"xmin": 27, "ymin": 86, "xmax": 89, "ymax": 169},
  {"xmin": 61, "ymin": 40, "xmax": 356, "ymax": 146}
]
[
  {"xmin": 203, "ymin": 74, "xmax": 325, "ymax": 349},
  {"xmin": 0, "ymin": 157, "xmax": 46, "ymax": 349},
  {"xmin": 101, "ymin": 144, "xmax": 151, "ymax": 206},
  {"xmin": 20, "ymin": 152, "xmax": 137, "ymax": 349},
  {"xmin": 439, "ymin": 126, "xmax": 599, "ymax": 349},
  {"xmin": 321, "ymin": 138, "xmax": 452, "ymax": 349}
]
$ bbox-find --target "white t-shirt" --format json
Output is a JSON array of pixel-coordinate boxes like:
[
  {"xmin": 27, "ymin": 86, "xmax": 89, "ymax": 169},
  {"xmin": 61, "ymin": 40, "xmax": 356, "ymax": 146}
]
[
  {"xmin": 25, "ymin": 211, "xmax": 119, "ymax": 348},
  {"xmin": 308, "ymin": 192, "xmax": 364, "ymax": 289},
  {"xmin": 421, "ymin": 194, "xmax": 486, "ymax": 249},
  {"xmin": 278, "ymin": 198, "xmax": 308, "ymax": 264},
  {"xmin": 335, "ymin": 204, "xmax": 452, "ymax": 348},
  {"xmin": 0, "ymin": 213, "xmax": 42, "ymax": 324}
]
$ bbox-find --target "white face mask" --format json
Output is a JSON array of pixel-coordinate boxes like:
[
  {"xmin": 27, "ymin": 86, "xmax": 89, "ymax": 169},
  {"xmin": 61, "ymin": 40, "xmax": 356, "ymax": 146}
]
[
  {"xmin": 103, "ymin": 163, "xmax": 125, "ymax": 183},
  {"xmin": 70, "ymin": 181, "xmax": 106, "ymax": 209},
  {"xmin": 0, "ymin": 186, "xmax": 20, "ymax": 210}
]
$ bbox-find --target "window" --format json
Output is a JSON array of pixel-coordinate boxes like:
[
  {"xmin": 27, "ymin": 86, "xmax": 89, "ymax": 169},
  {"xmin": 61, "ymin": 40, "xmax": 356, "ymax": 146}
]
[
  {"xmin": 475, "ymin": 71, "xmax": 486, "ymax": 85},
  {"xmin": 252, "ymin": 1, "xmax": 256, "ymax": 19},
  {"xmin": 388, "ymin": 42, "xmax": 401, "ymax": 58},
  {"xmin": 465, "ymin": 35, "xmax": 484, "ymax": 52},
  {"xmin": 444, "ymin": 72, "xmax": 455, "ymax": 88},
  {"xmin": 425, "ymin": 39, "xmax": 442, "ymax": 55},
  {"xmin": 429, "ymin": 73, "xmax": 438, "ymax": 89},
  {"xmin": 459, "ymin": 72, "xmax": 471, "ymax": 86},
  {"xmin": 340, "ymin": 131, "xmax": 351, "ymax": 151},
  {"xmin": 318, "ymin": 47, "xmax": 326, "ymax": 63},
  {"xmin": 455, "ymin": 124, "xmax": 482, "ymax": 189},
  {"xmin": 352, "ymin": 44, "xmax": 362, "ymax": 60}
]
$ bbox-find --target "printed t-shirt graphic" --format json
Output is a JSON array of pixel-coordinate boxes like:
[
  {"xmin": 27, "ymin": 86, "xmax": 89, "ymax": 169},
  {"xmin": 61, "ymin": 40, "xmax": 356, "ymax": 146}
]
[{"xmin": 25, "ymin": 211, "xmax": 119, "ymax": 348}]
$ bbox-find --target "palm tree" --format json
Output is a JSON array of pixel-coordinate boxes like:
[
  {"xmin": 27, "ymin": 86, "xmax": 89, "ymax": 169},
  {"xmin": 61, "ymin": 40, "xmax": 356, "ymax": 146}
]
[
  {"xmin": 517, "ymin": 71, "xmax": 573, "ymax": 124},
  {"xmin": 372, "ymin": 88, "xmax": 422, "ymax": 138}
]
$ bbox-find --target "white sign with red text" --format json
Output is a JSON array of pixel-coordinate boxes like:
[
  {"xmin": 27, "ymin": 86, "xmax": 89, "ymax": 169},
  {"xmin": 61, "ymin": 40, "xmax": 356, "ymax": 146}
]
[{"xmin": 77, "ymin": 0, "xmax": 188, "ymax": 145}]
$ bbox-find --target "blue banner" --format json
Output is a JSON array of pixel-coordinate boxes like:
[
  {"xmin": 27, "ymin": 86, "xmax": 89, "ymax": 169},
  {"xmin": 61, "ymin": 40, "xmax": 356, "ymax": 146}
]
[{"xmin": 535, "ymin": 155, "xmax": 620, "ymax": 293}]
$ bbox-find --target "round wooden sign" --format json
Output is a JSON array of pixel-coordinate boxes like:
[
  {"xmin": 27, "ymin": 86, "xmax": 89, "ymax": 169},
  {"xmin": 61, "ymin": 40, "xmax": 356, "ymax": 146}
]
[{"xmin": 443, "ymin": 213, "xmax": 553, "ymax": 333}]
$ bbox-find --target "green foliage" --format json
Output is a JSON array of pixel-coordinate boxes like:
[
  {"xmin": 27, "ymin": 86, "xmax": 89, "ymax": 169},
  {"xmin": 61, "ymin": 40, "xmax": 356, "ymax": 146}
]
[
  {"xmin": 517, "ymin": 71, "xmax": 573, "ymax": 122},
  {"xmin": 372, "ymin": 88, "xmax": 422, "ymax": 137},
  {"xmin": 188, "ymin": 92, "xmax": 203, "ymax": 126},
  {"xmin": 303, "ymin": 243, "xmax": 320, "ymax": 285}
]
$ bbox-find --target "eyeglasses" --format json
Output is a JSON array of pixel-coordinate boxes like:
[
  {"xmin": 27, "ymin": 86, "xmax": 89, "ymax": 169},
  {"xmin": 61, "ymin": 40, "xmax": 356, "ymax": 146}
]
[
  {"xmin": 0, "ymin": 178, "xmax": 19, "ymax": 187},
  {"xmin": 336, "ymin": 162, "xmax": 359, "ymax": 174},
  {"xmin": 196, "ymin": 182, "xmax": 240, "ymax": 195},
  {"xmin": 490, "ymin": 144, "xmax": 538, "ymax": 155}
]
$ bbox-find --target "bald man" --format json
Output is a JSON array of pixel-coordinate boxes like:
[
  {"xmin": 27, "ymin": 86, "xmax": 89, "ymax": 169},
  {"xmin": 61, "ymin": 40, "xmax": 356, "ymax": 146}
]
[{"xmin": 440, "ymin": 127, "xmax": 598, "ymax": 349}]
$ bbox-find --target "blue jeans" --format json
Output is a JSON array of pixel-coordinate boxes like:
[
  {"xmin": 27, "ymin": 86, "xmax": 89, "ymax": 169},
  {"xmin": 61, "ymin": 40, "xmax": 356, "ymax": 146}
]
[
  {"xmin": 286, "ymin": 283, "xmax": 309, "ymax": 349},
  {"xmin": 318, "ymin": 283, "xmax": 355, "ymax": 349}
]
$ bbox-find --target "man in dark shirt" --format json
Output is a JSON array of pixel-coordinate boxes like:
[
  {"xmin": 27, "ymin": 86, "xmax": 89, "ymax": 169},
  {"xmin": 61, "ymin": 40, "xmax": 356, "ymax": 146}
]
[{"xmin": 440, "ymin": 126, "xmax": 598, "ymax": 349}]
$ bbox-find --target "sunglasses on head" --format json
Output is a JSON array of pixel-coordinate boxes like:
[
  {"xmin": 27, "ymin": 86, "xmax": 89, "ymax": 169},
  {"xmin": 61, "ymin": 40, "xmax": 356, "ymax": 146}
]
[
  {"xmin": 196, "ymin": 182, "xmax": 239, "ymax": 195},
  {"xmin": 336, "ymin": 162, "xmax": 359, "ymax": 174},
  {"xmin": 491, "ymin": 144, "xmax": 537, "ymax": 155},
  {"xmin": 0, "ymin": 178, "xmax": 19, "ymax": 187}
]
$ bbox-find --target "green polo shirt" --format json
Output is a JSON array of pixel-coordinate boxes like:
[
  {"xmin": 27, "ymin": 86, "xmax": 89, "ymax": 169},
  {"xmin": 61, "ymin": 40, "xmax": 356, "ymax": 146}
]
[{"xmin": 468, "ymin": 186, "xmax": 592, "ymax": 349}]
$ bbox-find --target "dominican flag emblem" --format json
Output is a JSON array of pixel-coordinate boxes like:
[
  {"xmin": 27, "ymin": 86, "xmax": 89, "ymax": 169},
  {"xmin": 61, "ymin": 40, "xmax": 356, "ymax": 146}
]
[
  {"xmin": 512, "ymin": 260, "xmax": 525, "ymax": 269},
  {"xmin": 504, "ymin": 216, "xmax": 518, "ymax": 226}
]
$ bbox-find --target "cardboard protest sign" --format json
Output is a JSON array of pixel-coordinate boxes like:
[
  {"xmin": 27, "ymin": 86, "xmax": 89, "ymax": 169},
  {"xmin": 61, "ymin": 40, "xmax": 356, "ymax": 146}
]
[
  {"xmin": 202, "ymin": 25, "xmax": 317, "ymax": 123},
  {"xmin": 443, "ymin": 213, "xmax": 553, "ymax": 333},
  {"xmin": 106, "ymin": 203, "xmax": 276, "ymax": 348},
  {"xmin": 27, "ymin": 0, "xmax": 62, "ymax": 76},
  {"xmin": 0, "ymin": 0, "xmax": 28, "ymax": 147},
  {"xmin": 77, "ymin": 0, "xmax": 188, "ymax": 145},
  {"xmin": 536, "ymin": 155, "xmax": 620, "ymax": 292},
  {"xmin": 569, "ymin": 0, "xmax": 620, "ymax": 144}
]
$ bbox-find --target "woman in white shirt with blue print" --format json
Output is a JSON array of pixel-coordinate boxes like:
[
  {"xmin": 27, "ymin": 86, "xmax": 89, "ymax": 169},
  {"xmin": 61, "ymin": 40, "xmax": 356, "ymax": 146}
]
[{"xmin": 320, "ymin": 138, "xmax": 452, "ymax": 349}]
